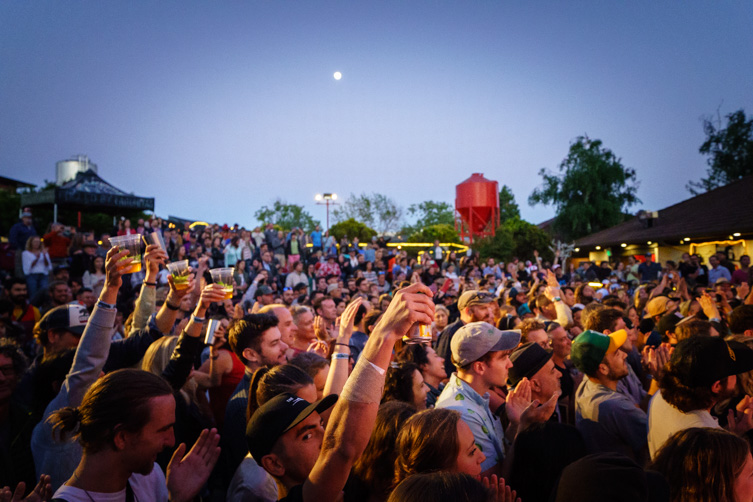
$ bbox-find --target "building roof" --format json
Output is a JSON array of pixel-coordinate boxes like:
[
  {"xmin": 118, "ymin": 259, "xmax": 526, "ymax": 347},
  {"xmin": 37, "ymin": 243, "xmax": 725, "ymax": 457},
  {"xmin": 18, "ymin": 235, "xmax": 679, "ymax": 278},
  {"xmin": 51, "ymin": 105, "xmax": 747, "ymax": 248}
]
[
  {"xmin": 575, "ymin": 176, "xmax": 753, "ymax": 247},
  {"xmin": 0, "ymin": 175, "xmax": 36, "ymax": 189}
]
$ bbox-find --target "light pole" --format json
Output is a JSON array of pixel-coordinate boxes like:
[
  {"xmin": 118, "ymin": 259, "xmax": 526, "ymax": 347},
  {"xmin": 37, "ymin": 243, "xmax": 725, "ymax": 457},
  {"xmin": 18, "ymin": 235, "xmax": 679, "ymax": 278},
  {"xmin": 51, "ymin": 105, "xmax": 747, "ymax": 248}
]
[{"xmin": 315, "ymin": 193, "xmax": 338, "ymax": 232}]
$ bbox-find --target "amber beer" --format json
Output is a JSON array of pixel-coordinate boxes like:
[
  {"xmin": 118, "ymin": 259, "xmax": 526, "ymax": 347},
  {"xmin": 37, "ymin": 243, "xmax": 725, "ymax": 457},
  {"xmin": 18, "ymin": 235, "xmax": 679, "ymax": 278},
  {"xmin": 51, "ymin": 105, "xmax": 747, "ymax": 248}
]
[
  {"xmin": 166, "ymin": 260, "xmax": 190, "ymax": 290},
  {"xmin": 108, "ymin": 235, "xmax": 143, "ymax": 274},
  {"xmin": 403, "ymin": 292, "xmax": 432, "ymax": 344},
  {"xmin": 210, "ymin": 267, "xmax": 235, "ymax": 300}
]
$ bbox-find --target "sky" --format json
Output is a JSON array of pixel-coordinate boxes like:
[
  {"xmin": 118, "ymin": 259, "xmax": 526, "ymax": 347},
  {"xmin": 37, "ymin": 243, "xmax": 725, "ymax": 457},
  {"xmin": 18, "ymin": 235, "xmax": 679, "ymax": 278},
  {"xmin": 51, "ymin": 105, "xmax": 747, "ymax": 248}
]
[{"xmin": 1, "ymin": 1, "xmax": 752, "ymax": 231}]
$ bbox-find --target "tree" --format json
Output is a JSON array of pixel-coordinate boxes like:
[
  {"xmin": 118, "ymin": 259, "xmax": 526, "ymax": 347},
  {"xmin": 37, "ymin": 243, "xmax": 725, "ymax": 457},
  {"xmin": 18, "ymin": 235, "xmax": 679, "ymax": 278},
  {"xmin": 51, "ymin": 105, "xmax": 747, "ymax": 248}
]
[
  {"xmin": 688, "ymin": 109, "xmax": 753, "ymax": 194},
  {"xmin": 498, "ymin": 185, "xmax": 520, "ymax": 223},
  {"xmin": 406, "ymin": 223, "xmax": 460, "ymax": 244},
  {"xmin": 528, "ymin": 136, "xmax": 640, "ymax": 241},
  {"xmin": 401, "ymin": 200, "xmax": 455, "ymax": 239},
  {"xmin": 254, "ymin": 200, "xmax": 320, "ymax": 232},
  {"xmin": 474, "ymin": 217, "xmax": 552, "ymax": 262},
  {"xmin": 328, "ymin": 218, "xmax": 377, "ymax": 242},
  {"xmin": 333, "ymin": 193, "xmax": 403, "ymax": 235}
]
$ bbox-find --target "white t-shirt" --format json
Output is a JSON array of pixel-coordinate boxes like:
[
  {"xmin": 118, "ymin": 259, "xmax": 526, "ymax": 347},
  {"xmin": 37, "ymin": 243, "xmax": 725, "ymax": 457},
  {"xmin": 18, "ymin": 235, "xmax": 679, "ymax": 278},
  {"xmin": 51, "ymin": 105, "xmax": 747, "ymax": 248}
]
[
  {"xmin": 52, "ymin": 464, "xmax": 168, "ymax": 501},
  {"xmin": 647, "ymin": 390, "xmax": 720, "ymax": 460}
]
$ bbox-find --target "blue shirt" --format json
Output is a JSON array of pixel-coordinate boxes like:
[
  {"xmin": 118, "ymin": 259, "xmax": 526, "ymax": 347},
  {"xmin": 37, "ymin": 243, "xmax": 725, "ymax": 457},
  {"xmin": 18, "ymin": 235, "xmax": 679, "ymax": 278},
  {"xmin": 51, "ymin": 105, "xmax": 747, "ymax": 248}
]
[
  {"xmin": 310, "ymin": 230, "xmax": 322, "ymax": 248},
  {"xmin": 708, "ymin": 265, "xmax": 732, "ymax": 284},
  {"xmin": 575, "ymin": 377, "xmax": 648, "ymax": 464},
  {"xmin": 435, "ymin": 373, "xmax": 505, "ymax": 472}
]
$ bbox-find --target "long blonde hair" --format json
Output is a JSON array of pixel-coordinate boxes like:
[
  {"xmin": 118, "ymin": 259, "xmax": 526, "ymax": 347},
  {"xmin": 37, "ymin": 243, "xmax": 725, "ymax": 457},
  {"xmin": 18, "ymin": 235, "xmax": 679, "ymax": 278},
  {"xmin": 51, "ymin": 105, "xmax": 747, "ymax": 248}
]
[{"xmin": 141, "ymin": 336, "xmax": 197, "ymax": 404}]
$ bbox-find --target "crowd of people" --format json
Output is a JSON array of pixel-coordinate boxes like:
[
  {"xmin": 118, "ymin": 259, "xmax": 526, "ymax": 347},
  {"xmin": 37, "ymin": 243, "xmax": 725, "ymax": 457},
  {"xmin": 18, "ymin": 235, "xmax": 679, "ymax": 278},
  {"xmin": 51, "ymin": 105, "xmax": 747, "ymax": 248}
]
[{"xmin": 3, "ymin": 207, "xmax": 753, "ymax": 501}]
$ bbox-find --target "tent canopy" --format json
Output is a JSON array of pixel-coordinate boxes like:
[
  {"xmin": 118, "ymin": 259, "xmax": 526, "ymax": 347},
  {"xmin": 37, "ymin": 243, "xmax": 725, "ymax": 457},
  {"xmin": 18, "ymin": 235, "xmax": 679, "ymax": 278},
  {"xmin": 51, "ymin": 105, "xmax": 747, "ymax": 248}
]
[{"xmin": 20, "ymin": 169, "xmax": 154, "ymax": 213}]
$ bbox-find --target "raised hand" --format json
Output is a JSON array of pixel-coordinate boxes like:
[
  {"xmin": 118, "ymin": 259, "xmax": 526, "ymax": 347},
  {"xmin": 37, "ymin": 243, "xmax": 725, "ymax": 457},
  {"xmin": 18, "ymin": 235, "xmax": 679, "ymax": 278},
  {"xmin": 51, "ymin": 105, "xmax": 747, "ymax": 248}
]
[
  {"xmin": 166, "ymin": 428, "xmax": 221, "ymax": 502},
  {"xmin": 103, "ymin": 245, "xmax": 133, "ymax": 290},
  {"xmin": 306, "ymin": 340, "xmax": 330, "ymax": 358},
  {"xmin": 482, "ymin": 474, "xmax": 521, "ymax": 502},
  {"xmin": 642, "ymin": 343, "xmax": 670, "ymax": 378},
  {"xmin": 505, "ymin": 378, "xmax": 532, "ymax": 426},
  {"xmin": 373, "ymin": 282, "xmax": 434, "ymax": 341},
  {"xmin": 0, "ymin": 475, "xmax": 52, "ymax": 502},
  {"xmin": 738, "ymin": 282, "xmax": 750, "ymax": 302},
  {"xmin": 167, "ymin": 271, "xmax": 196, "ymax": 300},
  {"xmin": 337, "ymin": 297, "xmax": 363, "ymax": 343},
  {"xmin": 519, "ymin": 390, "xmax": 561, "ymax": 432},
  {"xmin": 727, "ymin": 396, "xmax": 753, "ymax": 435},
  {"xmin": 198, "ymin": 284, "xmax": 228, "ymax": 311},
  {"xmin": 314, "ymin": 315, "xmax": 330, "ymax": 341},
  {"xmin": 144, "ymin": 243, "xmax": 168, "ymax": 276}
]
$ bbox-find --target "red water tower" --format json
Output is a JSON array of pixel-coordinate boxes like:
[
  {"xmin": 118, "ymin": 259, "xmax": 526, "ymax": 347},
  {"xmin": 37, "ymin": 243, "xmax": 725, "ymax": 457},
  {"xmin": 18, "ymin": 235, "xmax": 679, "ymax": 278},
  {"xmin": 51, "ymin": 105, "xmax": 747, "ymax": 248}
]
[{"xmin": 455, "ymin": 173, "xmax": 500, "ymax": 244}]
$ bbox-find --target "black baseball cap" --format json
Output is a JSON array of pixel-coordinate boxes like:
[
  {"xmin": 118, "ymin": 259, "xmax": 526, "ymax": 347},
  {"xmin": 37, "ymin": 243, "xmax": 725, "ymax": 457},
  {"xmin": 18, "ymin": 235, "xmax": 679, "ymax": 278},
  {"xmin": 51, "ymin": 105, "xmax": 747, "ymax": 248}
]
[
  {"xmin": 508, "ymin": 342, "xmax": 553, "ymax": 387},
  {"xmin": 246, "ymin": 393, "xmax": 337, "ymax": 462},
  {"xmin": 670, "ymin": 337, "xmax": 753, "ymax": 387},
  {"xmin": 35, "ymin": 303, "xmax": 90, "ymax": 336}
]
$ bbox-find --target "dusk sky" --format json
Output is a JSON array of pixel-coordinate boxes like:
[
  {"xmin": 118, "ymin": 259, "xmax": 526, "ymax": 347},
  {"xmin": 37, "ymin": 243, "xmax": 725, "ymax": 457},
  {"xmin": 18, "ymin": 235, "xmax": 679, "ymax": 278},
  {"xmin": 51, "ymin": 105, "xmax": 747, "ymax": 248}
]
[{"xmin": 2, "ymin": 1, "xmax": 752, "ymax": 231}]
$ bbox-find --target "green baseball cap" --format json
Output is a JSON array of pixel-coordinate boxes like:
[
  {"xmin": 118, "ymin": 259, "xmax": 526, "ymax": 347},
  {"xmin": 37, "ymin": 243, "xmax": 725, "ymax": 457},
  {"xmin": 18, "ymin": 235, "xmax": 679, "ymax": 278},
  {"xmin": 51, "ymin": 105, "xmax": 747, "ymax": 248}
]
[{"xmin": 571, "ymin": 329, "xmax": 627, "ymax": 376}]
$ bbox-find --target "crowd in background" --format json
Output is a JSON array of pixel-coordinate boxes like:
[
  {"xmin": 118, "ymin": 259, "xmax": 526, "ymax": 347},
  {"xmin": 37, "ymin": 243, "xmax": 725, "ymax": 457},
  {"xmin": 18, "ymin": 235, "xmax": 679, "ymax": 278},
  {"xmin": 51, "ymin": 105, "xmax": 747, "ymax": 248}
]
[{"xmin": 3, "ymin": 206, "xmax": 753, "ymax": 502}]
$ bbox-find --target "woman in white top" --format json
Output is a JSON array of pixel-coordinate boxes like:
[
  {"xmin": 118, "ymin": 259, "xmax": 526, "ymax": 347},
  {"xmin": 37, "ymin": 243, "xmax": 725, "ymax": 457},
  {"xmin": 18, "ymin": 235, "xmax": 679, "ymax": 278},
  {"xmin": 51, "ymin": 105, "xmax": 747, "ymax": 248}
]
[
  {"xmin": 82, "ymin": 255, "xmax": 107, "ymax": 299},
  {"xmin": 22, "ymin": 235, "xmax": 52, "ymax": 299}
]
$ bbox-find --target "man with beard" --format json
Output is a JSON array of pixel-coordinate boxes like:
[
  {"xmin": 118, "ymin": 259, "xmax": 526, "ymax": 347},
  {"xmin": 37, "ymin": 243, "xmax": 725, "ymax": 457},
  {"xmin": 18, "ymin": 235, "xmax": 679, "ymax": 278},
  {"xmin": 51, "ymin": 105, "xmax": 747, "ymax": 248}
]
[
  {"xmin": 647, "ymin": 336, "xmax": 753, "ymax": 459},
  {"xmin": 572, "ymin": 329, "xmax": 648, "ymax": 464},
  {"xmin": 38, "ymin": 280, "xmax": 73, "ymax": 316},
  {"xmin": 435, "ymin": 290, "xmax": 494, "ymax": 379},
  {"xmin": 7, "ymin": 278, "xmax": 40, "ymax": 346},
  {"xmin": 222, "ymin": 313, "xmax": 290, "ymax": 484},
  {"xmin": 48, "ymin": 369, "xmax": 220, "ymax": 502}
]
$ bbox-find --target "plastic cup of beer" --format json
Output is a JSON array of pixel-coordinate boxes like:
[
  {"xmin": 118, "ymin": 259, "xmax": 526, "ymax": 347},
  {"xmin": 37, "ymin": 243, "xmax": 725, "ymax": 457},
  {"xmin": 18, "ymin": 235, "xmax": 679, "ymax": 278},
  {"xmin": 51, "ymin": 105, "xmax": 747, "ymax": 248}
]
[
  {"xmin": 166, "ymin": 260, "xmax": 190, "ymax": 290},
  {"xmin": 108, "ymin": 235, "xmax": 143, "ymax": 274},
  {"xmin": 210, "ymin": 267, "xmax": 235, "ymax": 300},
  {"xmin": 143, "ymin": 230, "xmax": 167, "ymax": 253}
]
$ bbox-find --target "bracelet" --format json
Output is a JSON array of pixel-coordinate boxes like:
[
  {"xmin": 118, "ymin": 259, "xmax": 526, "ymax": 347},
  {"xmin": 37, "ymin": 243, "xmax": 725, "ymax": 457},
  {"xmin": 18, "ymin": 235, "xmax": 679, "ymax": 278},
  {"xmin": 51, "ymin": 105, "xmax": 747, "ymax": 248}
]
[
  {"xmin": 165, "ymin": 301, "xmax": 180, "ymax": 311},
  {"xmin": 553, "ymin": 296, "xmax": 561, "ymax": 302},
  {"xmin": 191, "ymin": 314, "xmax": 206, "ymax": 323},
  {"xmin": 332, "ymin": 353, "xmax": 350, "ymax": 360},
  {"xmin": 144, "ymin": 281, "xmax": 157, "ymax": 287},
  {"xmin": 97, "ymin": 300, "xmax": 116, "ymax": 310},
  {"xmin": 335, "ymin": 343, "xmax": 351, "ymax": 348}
]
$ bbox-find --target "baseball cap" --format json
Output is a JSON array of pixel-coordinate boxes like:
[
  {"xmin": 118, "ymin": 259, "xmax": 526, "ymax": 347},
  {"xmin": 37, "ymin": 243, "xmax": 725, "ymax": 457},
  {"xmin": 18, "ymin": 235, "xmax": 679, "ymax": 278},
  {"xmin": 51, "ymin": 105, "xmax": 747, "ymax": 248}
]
[
  {"xmin": 517, "ymin": 304, "xmax": 532, "ymax": 317},
  {"xmin": 255, "ymin": 285, "xmax": 274, "ymax": 297},
  {"xmin": 35, "ymin": 303, "xmax": 90, "ymax": 336},
  {"xmin": 644, "ymin": 296, "xmax": 678, "ymax": 319},
  {"xmin": 570, "ymin": 329, "xmax": 628, "ymax": 376},
  {"xmin": 326, "ymin": 283, "xmax": 340, "ymax": 293},
  {"xmin": 451, "ymin": 321, "xmax": 521, "ymax": 367},
  {"xmin": 508, "ymin": 342, "xmax": 553, "ymax": 387},
  {"xmin": 246, "ymin": 393, "xmax": 337, "ymax": 462},
  {"xmin": 458, "ymin": 290, "xmax": 494, "ymax": 310},
  {"xmin": 668, "ymin": 337, "xmax": 753, "ymax": 387}
]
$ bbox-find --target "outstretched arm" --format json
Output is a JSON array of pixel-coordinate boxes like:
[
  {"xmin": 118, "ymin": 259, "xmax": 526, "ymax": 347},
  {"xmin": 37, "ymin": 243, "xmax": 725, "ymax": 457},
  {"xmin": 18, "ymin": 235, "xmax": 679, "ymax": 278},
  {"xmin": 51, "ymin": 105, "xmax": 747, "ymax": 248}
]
[{"xmin": 302, "ymin": 283, "xmax": 435, "ymax": 502}]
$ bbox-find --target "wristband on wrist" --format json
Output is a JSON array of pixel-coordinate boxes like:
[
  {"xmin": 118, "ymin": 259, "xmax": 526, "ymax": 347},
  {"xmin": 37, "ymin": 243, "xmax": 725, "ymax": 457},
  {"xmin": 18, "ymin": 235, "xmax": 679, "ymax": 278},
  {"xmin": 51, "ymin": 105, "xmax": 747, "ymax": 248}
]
[
  {"xmin": 553, "ymin": 296, "xmax": 562, "ymax": 302},
  {"xmin": 97, "ymin": 300, "xmax": 116, "ymax": 310},
  {"xmin": 191, "ymin": 314, "xmax": 206, "ymax": 323},
  {"xmin": 332, "ymin": 353, "xmax": 350, "ymax": 360},
  {"xmin": 144, "ymin": 281, "xmax": 157, "ymax": 287},
  {"xmin": 165, "ymin": 301, "xmax": 180, "ymax": 311}
]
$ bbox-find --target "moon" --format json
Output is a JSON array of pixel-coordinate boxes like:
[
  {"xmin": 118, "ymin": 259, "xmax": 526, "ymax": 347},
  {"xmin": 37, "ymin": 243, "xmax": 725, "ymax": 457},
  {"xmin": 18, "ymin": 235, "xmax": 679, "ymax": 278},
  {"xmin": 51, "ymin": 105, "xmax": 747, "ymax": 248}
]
[{"xmin": 333, "ymin": 71, "xmax": 342, "ymax": 80}]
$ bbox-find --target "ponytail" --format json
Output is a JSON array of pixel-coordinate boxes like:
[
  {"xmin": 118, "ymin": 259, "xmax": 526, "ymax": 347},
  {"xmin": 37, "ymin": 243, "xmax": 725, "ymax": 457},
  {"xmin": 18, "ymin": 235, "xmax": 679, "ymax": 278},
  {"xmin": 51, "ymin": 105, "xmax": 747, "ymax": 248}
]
[{"xmin": 49, "ymin": 406, "xmax": 83, "ymax": 442}]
